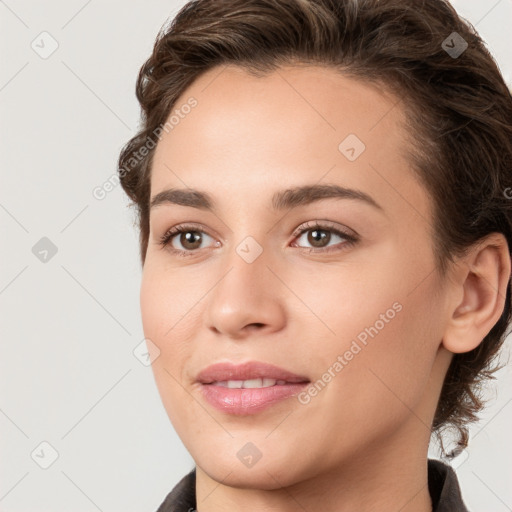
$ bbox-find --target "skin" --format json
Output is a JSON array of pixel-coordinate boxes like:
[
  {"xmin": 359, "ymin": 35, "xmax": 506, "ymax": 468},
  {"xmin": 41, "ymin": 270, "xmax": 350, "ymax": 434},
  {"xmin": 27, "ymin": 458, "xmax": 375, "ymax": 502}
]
[{"xmin": 140, "ymin": 64, "xmax": 510, "ymax": 512}]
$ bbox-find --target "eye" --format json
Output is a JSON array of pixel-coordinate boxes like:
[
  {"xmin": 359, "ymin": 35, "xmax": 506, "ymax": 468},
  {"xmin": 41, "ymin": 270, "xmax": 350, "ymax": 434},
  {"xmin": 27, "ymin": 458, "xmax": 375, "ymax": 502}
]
[
  {"xmin": 291, "ymin": 220, "xmax": 358, "ymax": 253},
  {"xmin": 159, "ymin": 223, "xmax": 218, "ymax": 256}
]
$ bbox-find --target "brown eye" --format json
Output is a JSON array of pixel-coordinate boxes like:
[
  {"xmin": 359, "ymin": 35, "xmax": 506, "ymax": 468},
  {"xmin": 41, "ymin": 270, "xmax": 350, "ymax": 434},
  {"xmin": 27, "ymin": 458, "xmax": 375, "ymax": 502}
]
[
  {"xmin": 293, "ymin": 222, "xmax": 357, "ymax": 253},
  {"xmin": 159, "ymin": 224, "xmax": 217, "ymax": 256}
]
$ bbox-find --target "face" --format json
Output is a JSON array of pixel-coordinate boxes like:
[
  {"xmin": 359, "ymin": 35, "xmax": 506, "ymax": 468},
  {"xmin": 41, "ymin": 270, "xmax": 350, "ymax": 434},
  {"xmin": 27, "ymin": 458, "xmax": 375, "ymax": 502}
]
[{"xmin": 140, "ymin": 64, "xmax": 453, "ymax": 488}]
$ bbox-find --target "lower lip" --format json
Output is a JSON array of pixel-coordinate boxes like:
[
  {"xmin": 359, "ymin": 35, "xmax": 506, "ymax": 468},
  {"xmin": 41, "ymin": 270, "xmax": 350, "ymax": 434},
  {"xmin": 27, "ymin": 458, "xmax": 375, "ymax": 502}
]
[{"xmin": 200, "ymin": 383, "xmax": 309, "ymax": 415}]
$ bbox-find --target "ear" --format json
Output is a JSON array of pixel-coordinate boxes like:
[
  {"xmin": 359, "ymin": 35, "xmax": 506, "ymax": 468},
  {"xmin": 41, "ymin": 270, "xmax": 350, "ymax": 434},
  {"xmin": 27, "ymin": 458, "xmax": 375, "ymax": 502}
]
[{"xmin": 442, "ymin": 232, "xmax": 511, "ymax": 354}]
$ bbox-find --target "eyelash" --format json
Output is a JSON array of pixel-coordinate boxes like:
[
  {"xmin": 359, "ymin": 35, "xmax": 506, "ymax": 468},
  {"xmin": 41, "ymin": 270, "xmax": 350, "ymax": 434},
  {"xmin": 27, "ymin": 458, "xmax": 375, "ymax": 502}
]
[{"xmin": 158, "ymin": 221, "xmax": 359, "ymax": 257}]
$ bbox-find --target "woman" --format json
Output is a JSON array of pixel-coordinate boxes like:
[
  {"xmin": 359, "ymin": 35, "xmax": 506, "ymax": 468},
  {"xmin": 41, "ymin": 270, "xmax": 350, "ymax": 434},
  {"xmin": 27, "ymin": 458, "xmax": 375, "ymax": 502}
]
[{"xmin": 117, "ymin": 0, "xmax": 512, "ymax": 510}]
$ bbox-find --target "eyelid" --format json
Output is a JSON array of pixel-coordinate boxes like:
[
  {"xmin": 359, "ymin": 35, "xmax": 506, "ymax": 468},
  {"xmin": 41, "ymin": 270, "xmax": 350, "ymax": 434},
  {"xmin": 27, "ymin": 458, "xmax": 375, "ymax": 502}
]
[{"xmin": 290, "ymin": 219, "xmax": 358, "ymax": 240}]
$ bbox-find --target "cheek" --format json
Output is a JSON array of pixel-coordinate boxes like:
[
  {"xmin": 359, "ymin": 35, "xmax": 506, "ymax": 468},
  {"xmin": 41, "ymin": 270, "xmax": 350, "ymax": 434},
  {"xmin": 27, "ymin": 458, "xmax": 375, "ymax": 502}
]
[
  {"xmin": 295, "ymin": 246, "xmax": 441, "ymax": 424},
  {"xmin": 295, "ymin": 298, "xmax": 438, "ymax": 468},
  {"xmin": 140, "ymin": 268, "xmax": 203, "ymax": 430},
  {"xmin": 139, "ymin": 266, "xmax": 199, "ymax": 389},
  {"xmin": 140, "ymin": 263, "xmax": 203, "ymax": 349}
]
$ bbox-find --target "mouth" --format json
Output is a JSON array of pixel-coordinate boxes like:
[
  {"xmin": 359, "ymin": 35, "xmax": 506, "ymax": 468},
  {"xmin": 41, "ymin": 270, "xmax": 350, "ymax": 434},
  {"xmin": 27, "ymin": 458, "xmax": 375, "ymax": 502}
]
[{"xmin": 196, "ymin": 361, "xmax": 310, "ymax": 415}]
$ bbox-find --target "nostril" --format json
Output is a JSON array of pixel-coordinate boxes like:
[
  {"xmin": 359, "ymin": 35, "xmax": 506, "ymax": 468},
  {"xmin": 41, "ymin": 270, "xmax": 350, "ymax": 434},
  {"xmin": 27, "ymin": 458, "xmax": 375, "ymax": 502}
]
[{"xmin": 244, "ymin": 322, "xmax": 265, "ymax": 331}]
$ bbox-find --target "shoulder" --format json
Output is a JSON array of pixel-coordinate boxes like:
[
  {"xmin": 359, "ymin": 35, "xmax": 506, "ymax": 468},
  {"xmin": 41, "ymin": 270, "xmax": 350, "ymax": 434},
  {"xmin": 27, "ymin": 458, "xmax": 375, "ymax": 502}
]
[
  {"xmin": 428, "ymin": 458, "xmax": 470, "ymax": 512},
  {"xmin": 155, "ymin": 468, "xmax": 196, "ymax": 512}
]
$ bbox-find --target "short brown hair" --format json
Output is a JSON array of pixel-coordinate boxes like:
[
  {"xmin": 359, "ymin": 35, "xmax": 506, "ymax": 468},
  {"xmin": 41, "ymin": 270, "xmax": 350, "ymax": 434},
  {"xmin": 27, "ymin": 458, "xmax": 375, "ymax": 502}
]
[{"xmin": 118, "ymin": 0, "xmax": 512, "ymax": 456}]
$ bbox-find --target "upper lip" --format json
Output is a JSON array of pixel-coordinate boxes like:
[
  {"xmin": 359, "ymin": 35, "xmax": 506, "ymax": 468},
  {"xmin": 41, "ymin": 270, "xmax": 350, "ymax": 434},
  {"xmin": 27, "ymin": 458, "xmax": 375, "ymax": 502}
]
[{"xmin": 196, "ymin": 361, "xmax": 310, "ymax": 384}]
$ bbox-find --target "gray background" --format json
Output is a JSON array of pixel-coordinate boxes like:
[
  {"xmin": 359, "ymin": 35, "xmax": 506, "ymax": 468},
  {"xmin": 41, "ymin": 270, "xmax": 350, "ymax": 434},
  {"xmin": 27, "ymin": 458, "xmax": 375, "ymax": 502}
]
[{"xmin": 1, "ymin": 0, "xmax": 511, "ymax": 510}]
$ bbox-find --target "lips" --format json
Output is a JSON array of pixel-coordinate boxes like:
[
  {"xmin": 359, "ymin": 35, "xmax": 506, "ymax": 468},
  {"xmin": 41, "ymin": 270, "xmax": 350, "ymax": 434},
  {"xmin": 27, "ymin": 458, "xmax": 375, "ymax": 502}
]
[
  {"xmin": 196, "ymin": 361, "xmax": 310, "ymax": 415},
  {"xmin": 196, "ymin": 361, "xmax": 310, "ymax": 385}
]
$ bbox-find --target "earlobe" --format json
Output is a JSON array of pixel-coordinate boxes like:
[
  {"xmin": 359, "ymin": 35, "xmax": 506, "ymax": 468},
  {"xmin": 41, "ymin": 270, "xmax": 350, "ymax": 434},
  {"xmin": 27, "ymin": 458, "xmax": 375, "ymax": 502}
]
[{"xmin": 442, "ymin": 233, "xmax": 511, "ymax": 354}]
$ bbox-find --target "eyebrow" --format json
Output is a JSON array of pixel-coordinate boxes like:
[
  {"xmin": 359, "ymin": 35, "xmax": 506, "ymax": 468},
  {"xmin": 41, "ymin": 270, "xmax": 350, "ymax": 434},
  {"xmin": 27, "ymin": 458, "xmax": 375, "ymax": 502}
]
[{"xmin": 149, "ymin": 184, "xmax": 383, "ymax": 213}]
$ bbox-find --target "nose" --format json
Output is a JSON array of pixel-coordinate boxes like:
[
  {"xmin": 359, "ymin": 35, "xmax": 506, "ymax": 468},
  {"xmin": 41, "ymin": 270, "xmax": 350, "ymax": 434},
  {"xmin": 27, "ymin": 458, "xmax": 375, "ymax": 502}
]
[{"xmin": 204, "ymin": 247, "xmax": 287, "ymax": 339}]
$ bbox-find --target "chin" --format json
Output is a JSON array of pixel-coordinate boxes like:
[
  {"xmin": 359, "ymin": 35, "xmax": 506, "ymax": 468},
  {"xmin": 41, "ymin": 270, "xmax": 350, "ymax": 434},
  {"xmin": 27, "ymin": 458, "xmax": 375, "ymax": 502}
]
[{"xmin": 200, "ymin": 459, "xmax": 307, "ymax": 490}]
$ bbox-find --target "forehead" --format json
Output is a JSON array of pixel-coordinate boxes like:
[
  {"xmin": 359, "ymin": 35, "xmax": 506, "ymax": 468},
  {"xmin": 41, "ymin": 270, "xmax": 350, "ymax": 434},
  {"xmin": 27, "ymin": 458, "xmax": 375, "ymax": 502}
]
[
  {"xmin": 153, "ymin": 63, "xmax": 405, "ymax": 162},
  {"xmin": 150, "ymin": 64, "xmax": 430, "ymax": 224}
]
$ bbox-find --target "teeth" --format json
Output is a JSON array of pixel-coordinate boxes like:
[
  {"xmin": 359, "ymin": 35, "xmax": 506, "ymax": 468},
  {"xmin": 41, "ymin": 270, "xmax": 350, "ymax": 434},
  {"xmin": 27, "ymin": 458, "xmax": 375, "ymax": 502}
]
[
  {"xmin": 214, "ymin": 378, "xmax": 281, "ymax": 388},
  {"xmin": 244, "ymin": 378, "xmax": 266, "ymax": 388}
]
